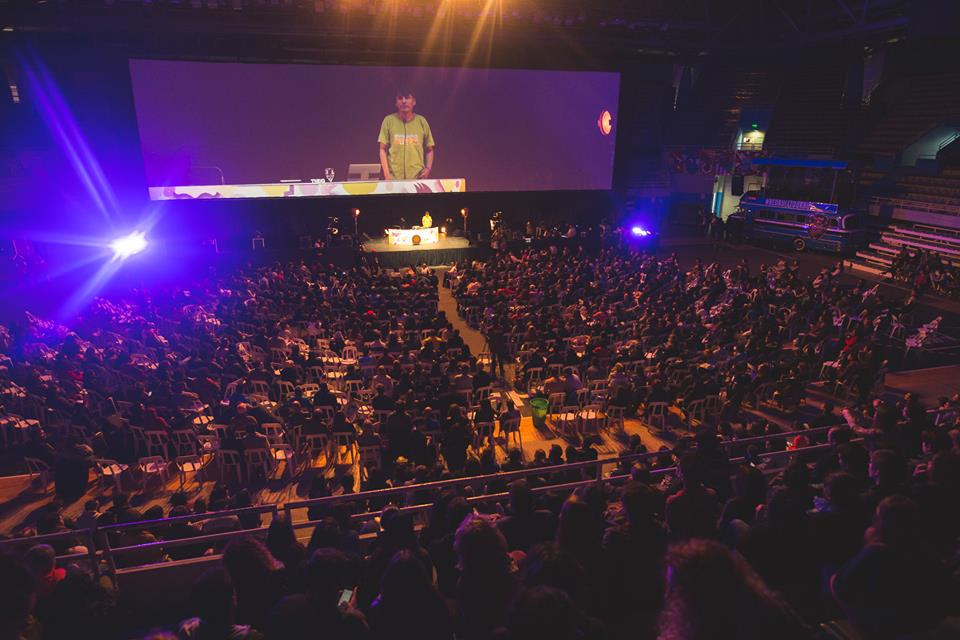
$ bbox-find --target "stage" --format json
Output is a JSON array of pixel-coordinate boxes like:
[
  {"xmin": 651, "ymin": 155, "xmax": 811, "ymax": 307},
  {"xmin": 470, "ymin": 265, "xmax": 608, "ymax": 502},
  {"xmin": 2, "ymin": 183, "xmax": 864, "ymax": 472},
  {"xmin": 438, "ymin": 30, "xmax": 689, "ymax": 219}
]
[{"xmin": 361, "ymin": 235, "xmax": 487, "ymax": 267}]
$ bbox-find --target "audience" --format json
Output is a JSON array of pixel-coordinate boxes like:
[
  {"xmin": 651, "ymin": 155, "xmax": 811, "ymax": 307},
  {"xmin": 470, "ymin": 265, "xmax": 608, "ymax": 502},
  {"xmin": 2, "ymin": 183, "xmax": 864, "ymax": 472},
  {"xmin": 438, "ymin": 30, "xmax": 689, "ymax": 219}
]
[{"xmin": 0, "ymin": 245, "xmax": 958, "ymax": 640}]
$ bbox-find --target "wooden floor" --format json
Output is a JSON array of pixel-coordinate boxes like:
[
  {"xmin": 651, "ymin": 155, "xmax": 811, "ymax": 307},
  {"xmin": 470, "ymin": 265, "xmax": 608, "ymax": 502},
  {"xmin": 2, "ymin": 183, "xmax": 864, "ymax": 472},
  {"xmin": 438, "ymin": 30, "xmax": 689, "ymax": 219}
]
[{"xmin": 883, "ymin": 365, "xmax": 960, "ymax": 401}]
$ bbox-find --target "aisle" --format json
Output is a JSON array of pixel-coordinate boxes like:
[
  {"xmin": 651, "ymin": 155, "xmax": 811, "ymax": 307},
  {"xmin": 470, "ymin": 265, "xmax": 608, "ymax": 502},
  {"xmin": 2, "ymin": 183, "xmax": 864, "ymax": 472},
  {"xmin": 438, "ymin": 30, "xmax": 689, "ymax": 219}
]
[
  {"xmin": 435, "ymin": 268, "xmax": 490, "ymax": 364},
  {"xmin": 434, "ymin": 268, "xmax": 669, "ymax": 462}
]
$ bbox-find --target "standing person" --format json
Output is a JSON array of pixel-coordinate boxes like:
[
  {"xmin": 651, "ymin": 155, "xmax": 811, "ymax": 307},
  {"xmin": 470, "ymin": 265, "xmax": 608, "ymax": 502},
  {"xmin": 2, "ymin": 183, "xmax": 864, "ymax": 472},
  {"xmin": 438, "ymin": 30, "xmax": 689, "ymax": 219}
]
[
  {"xmin": 486, "ymin": 325, "xmax": 508, "ymax": 381},
  {"xmin": 378, "ymin": 88, "xmax": 436, "ymax": 181}
]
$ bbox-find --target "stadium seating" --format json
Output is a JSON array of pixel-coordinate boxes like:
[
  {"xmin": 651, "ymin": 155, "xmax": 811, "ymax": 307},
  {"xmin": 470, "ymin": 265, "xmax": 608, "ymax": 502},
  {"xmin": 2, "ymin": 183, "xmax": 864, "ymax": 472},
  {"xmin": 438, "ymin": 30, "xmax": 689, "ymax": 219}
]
[
  {"xmin": 859, "ymin": 72, "xmax": 960, "ymax": 156},
  {"xmin": 851, "ymin": 223, "xmax": 960, "ymax": 276},
  {"xmin": 763, "ymin": 59, "xmax": 847, "ymax": 154}
]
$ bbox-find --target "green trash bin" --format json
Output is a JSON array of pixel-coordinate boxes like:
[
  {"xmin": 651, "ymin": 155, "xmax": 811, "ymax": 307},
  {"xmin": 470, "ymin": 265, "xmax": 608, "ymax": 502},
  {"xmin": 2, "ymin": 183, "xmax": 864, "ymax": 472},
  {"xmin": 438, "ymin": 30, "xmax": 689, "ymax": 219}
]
[{"xmin": 530, "ymin": 397, "xmax": 549, "ymax": 429}]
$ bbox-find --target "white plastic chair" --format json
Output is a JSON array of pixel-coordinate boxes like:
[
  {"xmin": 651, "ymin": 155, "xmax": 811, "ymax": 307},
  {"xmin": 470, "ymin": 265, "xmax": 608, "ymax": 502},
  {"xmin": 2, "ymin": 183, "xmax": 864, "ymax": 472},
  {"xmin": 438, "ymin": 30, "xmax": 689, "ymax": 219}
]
[
  {"xmin": 270, "ymin": 444, "xmax": 297, "ymax": 478},
  {"xmin": 474, "ymin": 422, "xmax": 495, "ymax": 451},
  {"xmin": 334, "ymin": 431, "xmax": 357, "ymax": 464},
  {"xmin": 553, "ymin": 405, "xmax": 580, "ymax": 439},
  {"xmin": 262, "ymin": 423, "xmax": 287, "ymax": 446},
  {"xmin": 686, "ymin": 399, "xmax": 707, "ymax": 428},
  {"xmin": 500, "ymin": 416, "xmax": 522, "ymax": 449},
  {"xmin": 95, "ymin": 458, "xmax": 128, "ymax": 492},
  {"xmin": 646, "ymin": 402, "xmax": 669, "ymax": 431},
  {"xmin": 277, "ymin": 380, "xmax": 297, "ymax": 400},
  {"xmin": 606, "ymin": 405, "xmax": 627, "ymax": 432},
  {"xmin": 138, "ymin": 456, "xmax": 170, "ymax": 489},
  {"xmin": 305, "ymin": 434, "xmax": 330, "ymax": 467},
  {"xmin": 176, "ymin": 455, "xmax": 203, "ymax": 489},
  {"xmin": 245, "ymin": 448, "xmax": 274, "ymax": 480},
  {"xmin": 144, "ymin": 430, "xmax": 170, "ymax": 459},
  {"xmin": 359, "ymin": 444, "xmax": 382, "ymax": 480},
  {"xmin": 578, "ymin": 404, "xmax": 607, "ymax": 435},
  {"xmin": 219, "ymin": 449, "xmax": 243, "ymax": 484}
]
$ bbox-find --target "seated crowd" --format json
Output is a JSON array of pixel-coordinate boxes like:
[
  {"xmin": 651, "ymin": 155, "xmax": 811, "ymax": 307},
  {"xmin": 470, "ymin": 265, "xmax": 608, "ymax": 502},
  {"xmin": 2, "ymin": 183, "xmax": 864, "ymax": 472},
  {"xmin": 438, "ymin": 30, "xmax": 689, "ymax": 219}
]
[
  {"xmin": 0, "ymin": 257, "xmax": 512, "ymax": 507},
  {"xmin": 451, "ymin": 247, "xmax": 920, "ymax": 427},
  {"xmin": 881, "ymin": 245, "xmax": 960, "ymax": 299},
  {"xmin": 0, "ymin": 242, "xmax": 958, "ymax": 639},
  {"xmin": 2, "ymin": 429, "xmax": 959, "ymax": 640}
]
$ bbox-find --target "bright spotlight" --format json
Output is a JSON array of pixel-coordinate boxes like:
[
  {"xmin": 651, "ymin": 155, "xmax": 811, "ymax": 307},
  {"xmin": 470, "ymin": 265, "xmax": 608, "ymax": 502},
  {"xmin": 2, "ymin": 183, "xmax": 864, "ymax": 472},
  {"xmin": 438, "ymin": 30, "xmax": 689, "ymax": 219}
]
[
  {"xmin": 631, "ymin": 226, "xmax": 651, "ymax": 237},
  {"xmin": 110, "ymin": 231, "xmax": 148, "ymax": 260}
]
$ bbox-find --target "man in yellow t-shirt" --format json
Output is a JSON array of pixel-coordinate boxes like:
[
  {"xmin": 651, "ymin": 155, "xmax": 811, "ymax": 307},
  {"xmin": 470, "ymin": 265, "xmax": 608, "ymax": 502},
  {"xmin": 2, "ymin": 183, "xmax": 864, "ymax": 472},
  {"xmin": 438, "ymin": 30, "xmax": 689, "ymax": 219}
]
[
  {"xmin": 378, "ymin": 89, "xmax": 436, "ymax": 181},
  {"xmin": 421, "ymin": 211, "xmax": 433, "ymax": 229}
]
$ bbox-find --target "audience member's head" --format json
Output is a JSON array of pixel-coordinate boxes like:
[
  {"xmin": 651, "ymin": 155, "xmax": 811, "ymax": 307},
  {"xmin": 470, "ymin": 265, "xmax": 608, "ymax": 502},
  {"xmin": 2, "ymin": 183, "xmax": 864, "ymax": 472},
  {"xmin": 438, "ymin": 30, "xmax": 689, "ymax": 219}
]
[
  {"xmin": 659, "ymin": 539, "xmax": 810, "ymax": 640},
  {"xmin": 506, "ymin": 585, "xmax": 590, "ymax": 640},
  {"xmin": 0, "ymin": 553, "xmax": 35, "ymax": 640},
  {"xmin": 303, "ymin": 548, "xmax": 352, "ymax": 604},
  {"xmin": 185, "ymin": 569, "xmax": 237, "ymax": 632},
  {"xmin": 455, "ymin": 514, "xmax": 510, "ymax": 578}
]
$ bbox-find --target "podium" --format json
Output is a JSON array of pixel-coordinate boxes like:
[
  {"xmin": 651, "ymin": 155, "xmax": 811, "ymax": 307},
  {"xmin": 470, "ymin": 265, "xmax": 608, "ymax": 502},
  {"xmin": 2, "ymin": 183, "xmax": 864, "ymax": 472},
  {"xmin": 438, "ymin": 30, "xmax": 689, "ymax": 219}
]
[{"xmin": 386, "ymin": 227, "xmax": 439, "ymax": 246}]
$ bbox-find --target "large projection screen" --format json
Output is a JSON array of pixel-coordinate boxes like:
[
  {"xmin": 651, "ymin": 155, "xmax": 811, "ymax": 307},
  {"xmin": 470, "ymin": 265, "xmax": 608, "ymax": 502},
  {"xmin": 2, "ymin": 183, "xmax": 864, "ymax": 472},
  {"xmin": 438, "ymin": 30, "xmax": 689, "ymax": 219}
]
[{"xmin": 129, "ymin": 60, "xmax": 620, "ymax": 200}]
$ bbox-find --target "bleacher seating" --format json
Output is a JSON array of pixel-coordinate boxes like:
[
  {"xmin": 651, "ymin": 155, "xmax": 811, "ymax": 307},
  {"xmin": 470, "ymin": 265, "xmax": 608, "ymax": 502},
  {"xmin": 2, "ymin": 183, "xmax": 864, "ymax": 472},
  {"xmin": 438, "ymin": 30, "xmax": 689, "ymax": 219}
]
[
  {"xmin": 669, "ymin": 62, "xmax": 777, "ymax": 148},
  {"xmin": 853, "ymin": 164, "xmax": 960, "ymax": 283},
  {"xmin": 764, "ymin": 60, "xmax": 847, "ymax": 153},
  {"xmin": 859, "ymin": 72, "xmax": 960, "ymax": 156},
  {"xmin": 888, "ymin": 167, "xmax": 960, "ymax": 206},
  {"xmin": 849, "ymin": 222, "xmax": 960, "ymax": 279}
]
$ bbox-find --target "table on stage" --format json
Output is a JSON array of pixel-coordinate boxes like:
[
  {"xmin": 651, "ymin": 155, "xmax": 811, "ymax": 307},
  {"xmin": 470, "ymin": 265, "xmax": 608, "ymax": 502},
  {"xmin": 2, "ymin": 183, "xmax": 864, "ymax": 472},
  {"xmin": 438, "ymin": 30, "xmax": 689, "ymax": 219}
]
[
  {"xmin": 386, "ymin": 227, "xmax": 439, "ymax": 246},
  {"xmin": 148, "ymin": 178, "xmax": 466, "ymax": 200}
]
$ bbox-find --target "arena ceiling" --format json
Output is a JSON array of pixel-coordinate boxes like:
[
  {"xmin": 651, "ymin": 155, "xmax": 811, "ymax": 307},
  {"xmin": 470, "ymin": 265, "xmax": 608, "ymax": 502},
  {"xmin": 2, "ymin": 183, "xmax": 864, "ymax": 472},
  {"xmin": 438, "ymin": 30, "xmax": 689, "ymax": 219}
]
[{"xmin": 0, "ymin": 0, "xmax": 918, "ymax": 64}]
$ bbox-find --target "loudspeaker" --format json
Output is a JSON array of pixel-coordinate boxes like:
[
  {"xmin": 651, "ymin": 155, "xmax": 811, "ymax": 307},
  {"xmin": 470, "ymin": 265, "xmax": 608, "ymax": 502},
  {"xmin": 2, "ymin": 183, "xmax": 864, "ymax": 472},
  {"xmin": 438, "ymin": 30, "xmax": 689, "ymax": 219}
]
[{"xmin": 732, "ymin": 175, "xmax": 745, "ymax": 196}]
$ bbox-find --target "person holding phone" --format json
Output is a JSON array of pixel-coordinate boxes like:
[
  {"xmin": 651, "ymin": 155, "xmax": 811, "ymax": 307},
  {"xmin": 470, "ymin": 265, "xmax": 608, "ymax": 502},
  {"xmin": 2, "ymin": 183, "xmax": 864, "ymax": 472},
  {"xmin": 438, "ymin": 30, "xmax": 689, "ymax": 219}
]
[
  {"xmin": 268, "ymin": 549, "xmax": 368, "ymax": 639},
  {"xmin": 378, "ymin": 88, "xmax": 436, "ymax": 181}
]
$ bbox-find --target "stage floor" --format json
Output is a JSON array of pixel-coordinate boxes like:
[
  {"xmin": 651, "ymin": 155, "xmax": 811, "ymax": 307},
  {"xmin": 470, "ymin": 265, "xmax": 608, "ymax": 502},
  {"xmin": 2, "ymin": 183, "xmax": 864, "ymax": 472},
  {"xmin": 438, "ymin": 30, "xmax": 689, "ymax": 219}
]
[
  {"xmin": 362, "ymin": 236, "xmax": 470, "ymax": 252},
  {"xmin": 361, "ymin": 235, "xmax": 478, "ymax": 267}
]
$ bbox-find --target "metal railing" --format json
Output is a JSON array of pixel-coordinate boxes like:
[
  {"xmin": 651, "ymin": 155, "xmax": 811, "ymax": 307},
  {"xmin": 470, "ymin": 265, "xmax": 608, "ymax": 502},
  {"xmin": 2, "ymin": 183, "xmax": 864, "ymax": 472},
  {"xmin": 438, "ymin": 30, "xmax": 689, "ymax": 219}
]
[
  {"xmin": 283, "ymin": 425, "xmax": 837, "ymax": 522},
  {"xmin": 0, "ymin": 427, "xmax": 845, "ymax": 575}
]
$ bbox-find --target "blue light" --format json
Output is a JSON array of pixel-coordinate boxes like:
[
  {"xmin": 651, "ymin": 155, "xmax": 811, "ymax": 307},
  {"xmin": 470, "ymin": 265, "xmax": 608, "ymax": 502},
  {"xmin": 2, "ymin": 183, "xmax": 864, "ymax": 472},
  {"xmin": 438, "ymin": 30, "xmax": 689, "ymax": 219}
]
[{"xmin": 631, "ymin": 226, "xmax": 651, "ymax": 237}]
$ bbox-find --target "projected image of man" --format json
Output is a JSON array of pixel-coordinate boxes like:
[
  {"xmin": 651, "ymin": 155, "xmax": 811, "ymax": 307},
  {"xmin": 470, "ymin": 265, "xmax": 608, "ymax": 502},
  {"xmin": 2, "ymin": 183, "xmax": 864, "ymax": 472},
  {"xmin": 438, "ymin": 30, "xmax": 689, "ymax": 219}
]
[{"xmin": 378, "ymin": 89, "xmax": 435, "ymax": 181}]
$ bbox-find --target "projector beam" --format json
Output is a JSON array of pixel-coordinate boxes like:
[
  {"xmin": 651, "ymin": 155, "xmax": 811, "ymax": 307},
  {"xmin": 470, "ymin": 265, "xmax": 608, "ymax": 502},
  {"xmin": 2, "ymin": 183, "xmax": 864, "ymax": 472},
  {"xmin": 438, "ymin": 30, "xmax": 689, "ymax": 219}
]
[{"xmin": 110, "ymin": 231, "xmax": 148, "ymax": 260}]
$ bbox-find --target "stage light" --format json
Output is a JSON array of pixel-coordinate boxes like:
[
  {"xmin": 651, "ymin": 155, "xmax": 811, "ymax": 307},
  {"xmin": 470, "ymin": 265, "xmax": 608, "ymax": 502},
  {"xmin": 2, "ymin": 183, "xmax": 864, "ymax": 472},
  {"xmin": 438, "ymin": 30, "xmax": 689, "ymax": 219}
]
[
  {"xmin": 352, "ymin": 208, "xmax": 360, "ymax": 217},
  {"xmin": 631, "ymin": 226, "xmax": 651, "ymax": 237},
  {"xmin": 109, "ymin": 231, "xmax": 148, "ymax": 260}
]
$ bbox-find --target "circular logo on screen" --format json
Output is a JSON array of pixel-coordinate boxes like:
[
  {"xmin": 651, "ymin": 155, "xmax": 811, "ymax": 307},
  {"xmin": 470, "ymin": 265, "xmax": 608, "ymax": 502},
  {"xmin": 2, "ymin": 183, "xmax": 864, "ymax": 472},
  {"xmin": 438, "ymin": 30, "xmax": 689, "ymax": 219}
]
[
  {"xmin": 808, "ymin": 214, "xmax": 828, "ymax": 239},
  {"xmin": 597, "ymin": 110, "xmax": 613, "ymax": 136},
  {"xmin": 411, "ymin": 235, "xmax": 422, "ymax": 245}
]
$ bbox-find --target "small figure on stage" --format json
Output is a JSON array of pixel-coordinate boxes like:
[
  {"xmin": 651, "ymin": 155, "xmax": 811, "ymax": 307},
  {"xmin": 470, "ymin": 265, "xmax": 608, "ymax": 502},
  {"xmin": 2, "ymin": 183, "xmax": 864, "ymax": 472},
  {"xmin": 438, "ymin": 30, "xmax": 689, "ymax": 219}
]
[
  {"xmin": 378, "ymin": 88, "xmax": 436, "ymax": 181},
  {"xmin": 421, "ymin": 211, "xmax": 433, "ymax": 229}
]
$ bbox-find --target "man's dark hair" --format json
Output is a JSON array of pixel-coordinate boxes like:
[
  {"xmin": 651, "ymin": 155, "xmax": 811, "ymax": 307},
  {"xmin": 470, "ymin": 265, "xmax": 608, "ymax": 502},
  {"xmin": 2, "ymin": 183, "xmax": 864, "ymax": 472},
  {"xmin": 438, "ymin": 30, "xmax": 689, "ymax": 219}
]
[
  {"xmin": 191, "ymin": 569, "xmax": 234, "ymax": 622},
  {"xmin": 508, "ymin": 479, "xmax": 534, "ymax": 515},
  {"xmin": 507, "ymin": 585, "xmax": 590, "ymax": 640},
  {"xmin": 303, "ymin": 548, "xmax": 351, "ymax": 601},
  {"xmin": 395, "ymin": 87, "xmax": 415, "ymax": 98},
  {"xmin": 621, "ymin": 481, "xmax": 660, "ymax": 524}
]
